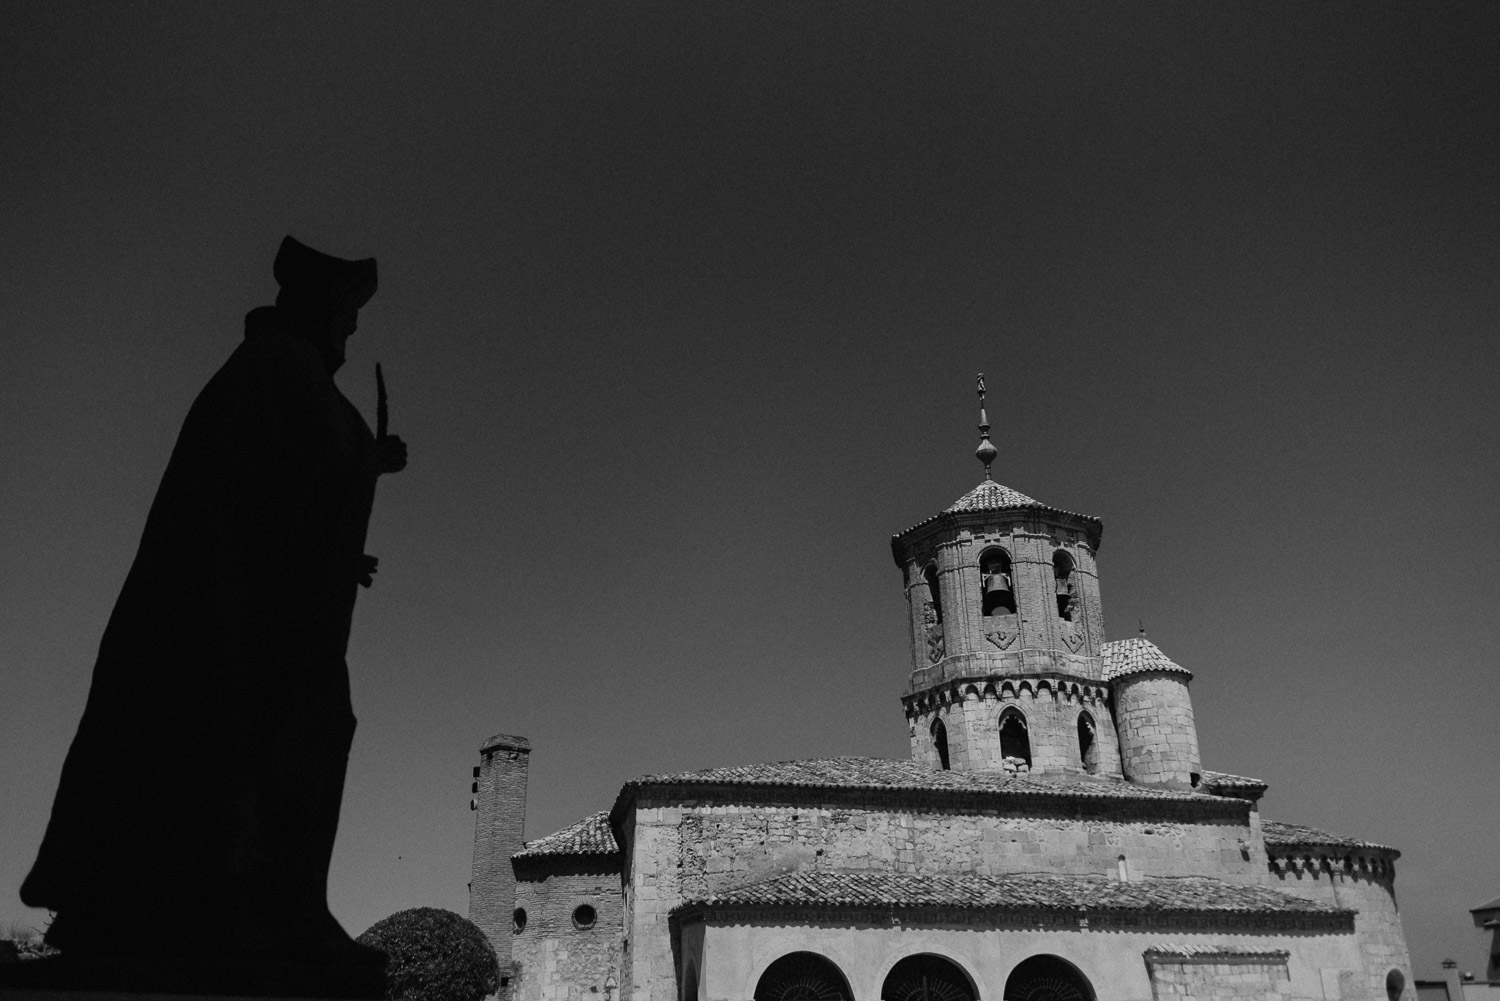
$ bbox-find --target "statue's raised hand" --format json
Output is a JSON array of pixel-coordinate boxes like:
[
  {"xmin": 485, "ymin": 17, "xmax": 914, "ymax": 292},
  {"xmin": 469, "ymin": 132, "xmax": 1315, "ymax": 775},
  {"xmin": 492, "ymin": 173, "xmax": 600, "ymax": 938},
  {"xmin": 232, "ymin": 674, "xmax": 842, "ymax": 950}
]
[{"xmin": 376, "ymin": 435, "xmax": 407, "ymax": 475}]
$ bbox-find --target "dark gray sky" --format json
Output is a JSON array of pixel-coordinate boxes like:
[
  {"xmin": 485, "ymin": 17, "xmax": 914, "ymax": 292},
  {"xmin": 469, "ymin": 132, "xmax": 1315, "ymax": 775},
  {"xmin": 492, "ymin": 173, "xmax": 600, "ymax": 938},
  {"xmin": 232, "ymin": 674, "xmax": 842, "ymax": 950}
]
[{"xmin": 2, "ymin": 1, "xmax": 1496, "ymax": 976}]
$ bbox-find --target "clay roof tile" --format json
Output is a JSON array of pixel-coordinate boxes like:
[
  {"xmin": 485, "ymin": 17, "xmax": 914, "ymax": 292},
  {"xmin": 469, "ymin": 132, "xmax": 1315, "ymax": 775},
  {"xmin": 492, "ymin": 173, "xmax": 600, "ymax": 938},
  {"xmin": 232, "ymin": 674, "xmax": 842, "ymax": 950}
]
[{"xmin": 513, "ymin": 811, "xmax": 618, "ymax": 859}]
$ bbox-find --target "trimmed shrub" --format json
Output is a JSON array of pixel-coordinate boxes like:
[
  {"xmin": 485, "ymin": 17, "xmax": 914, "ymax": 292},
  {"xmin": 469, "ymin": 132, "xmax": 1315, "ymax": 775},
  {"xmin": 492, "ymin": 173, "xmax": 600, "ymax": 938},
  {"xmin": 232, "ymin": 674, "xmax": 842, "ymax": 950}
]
[{"xmin": 357, "ymin": 907, "xmax": 499, "ymax": 1001}]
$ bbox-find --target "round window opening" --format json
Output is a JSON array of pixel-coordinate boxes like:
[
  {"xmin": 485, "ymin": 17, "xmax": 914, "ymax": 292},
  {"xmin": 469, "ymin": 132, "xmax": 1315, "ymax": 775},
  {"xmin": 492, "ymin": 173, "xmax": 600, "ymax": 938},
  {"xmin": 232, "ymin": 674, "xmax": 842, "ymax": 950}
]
[
  {"xmin": 512, "ymin": 908, "xmax": 527, "ymax": 934},
  {"xmin": 572, "ymin": 904, "xmax": 597, "ymax": 930}
]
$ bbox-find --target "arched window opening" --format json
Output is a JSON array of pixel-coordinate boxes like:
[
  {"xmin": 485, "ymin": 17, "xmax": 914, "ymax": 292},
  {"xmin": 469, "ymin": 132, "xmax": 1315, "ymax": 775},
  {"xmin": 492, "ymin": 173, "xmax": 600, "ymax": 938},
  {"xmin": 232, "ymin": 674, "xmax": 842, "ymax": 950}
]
[
  {"xmin": 999, "ymin": 707, "xmax": 1032, "ymax": 770},
  {"xmin": 981, "ymin": 548, "xmax": 1016, "ymax": 616},
  {"xmin": 754, "ymin": 952, "xmax": 854, "ymax": 1001},
  {"xmin": 1004, "ymin": 955, "xmax": 1095, "ymax": 1001},
  {"xmin": 1077, "ymin": 711, "xmax": 1098, "ymax": 773},
  {"xmin": 1052, "ymin": 551, "xmax": 1076, "ymax": 622},
  {"xmin": 932, "ymin": 718, "xmax": 951, "ymax": 771},
  {"xmin": 512, "ymin": 908, "xmax": 527, "ymax": 934},
  {"xmin": 922, "ymin": 563, "xmax": 945, "ymax": 664},
  {"xmin": 1386, "ymin": 970, "xmax": 1406, "ymax": 1001},
  {"xmin": 881, "ymin": 954, "xmax": 977, "ymax": 1001},
  {"xmin": 923, "ymin": 564, "xmax": 944, "ymax": 624}
]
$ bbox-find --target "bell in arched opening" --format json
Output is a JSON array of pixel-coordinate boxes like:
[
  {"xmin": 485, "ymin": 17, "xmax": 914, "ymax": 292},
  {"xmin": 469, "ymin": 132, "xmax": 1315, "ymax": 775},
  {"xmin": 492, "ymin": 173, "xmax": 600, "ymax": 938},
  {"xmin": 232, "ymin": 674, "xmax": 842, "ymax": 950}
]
[{"xmin": 980, "ymin": 548, "xmax": 1016, "ymax": 616}]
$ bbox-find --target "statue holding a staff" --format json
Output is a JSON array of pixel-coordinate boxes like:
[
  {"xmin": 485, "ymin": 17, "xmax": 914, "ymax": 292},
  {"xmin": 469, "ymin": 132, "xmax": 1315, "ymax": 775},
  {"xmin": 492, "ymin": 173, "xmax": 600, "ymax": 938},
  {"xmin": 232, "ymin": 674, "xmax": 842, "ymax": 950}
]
[{"xmin": 7, "ymin": 236, "xmax": 407, "ymax": 997}]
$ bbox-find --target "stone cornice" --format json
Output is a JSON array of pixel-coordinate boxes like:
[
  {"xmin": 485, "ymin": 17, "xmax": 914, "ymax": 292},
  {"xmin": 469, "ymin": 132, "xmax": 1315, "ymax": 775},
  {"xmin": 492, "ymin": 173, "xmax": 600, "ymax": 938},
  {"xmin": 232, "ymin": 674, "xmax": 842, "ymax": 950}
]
[
  {"xmin": 621, "ymin": 781, "xmax": 1251, "ymax": 825},
  {"xmin": 892, "ymin": 507, "xmax": 1105, "ymax": 565},
  {"xmin": 1266, "ymin": 849, "xmax": 1399, "ymax": 878},
  {"xmin": 904, "ymin": 673, "xmax": 1111, "ymax": 715},
  {"xmin": 1143, "ymin": 947, "xmax": 1292, "ymax": 964},
  {"xmin": 670, "ymin": 903, "xmax": 1352, "ymax": 935}
]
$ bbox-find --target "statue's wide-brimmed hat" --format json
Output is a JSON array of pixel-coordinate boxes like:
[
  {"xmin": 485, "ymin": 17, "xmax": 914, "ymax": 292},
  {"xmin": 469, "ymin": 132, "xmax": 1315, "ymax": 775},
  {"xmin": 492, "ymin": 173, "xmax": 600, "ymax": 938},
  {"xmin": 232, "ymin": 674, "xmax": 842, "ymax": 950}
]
[{"xmin": 273, "ymin": 235, "xmax": 378, "ymax": 309}]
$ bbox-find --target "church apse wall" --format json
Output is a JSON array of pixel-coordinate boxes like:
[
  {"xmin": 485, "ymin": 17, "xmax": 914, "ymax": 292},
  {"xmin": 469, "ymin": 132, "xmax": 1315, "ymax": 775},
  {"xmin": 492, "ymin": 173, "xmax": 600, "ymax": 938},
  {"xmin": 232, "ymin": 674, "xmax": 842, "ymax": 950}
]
[{"xmin": 619, "ymin": 789, "xmax": 1264, "ymax": 1001}]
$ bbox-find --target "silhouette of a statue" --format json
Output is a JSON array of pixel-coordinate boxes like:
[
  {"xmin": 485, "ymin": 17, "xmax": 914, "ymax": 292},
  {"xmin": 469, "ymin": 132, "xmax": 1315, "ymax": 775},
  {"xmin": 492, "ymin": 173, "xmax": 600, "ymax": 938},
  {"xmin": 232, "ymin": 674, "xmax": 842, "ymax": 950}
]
[{"xmin": 5, "ymin": 237, "xmax": 407, "ymax": 997}]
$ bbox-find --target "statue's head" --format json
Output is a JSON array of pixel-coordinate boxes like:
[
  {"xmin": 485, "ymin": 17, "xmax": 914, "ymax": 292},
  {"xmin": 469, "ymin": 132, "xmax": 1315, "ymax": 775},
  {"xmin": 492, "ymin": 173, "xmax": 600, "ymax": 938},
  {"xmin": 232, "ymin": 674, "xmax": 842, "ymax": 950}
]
[{"xmin": 273, "ymin": 236, "xmax": 378, "ymax": 374}]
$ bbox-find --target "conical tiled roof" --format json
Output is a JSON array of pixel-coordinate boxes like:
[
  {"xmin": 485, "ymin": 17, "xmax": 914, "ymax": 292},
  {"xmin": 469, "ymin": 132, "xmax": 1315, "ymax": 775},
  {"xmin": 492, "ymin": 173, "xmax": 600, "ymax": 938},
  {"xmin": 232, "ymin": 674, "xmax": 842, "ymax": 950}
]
[
  {"xmin": 1102, "ymin": 637, "xmax": 1193, "ymax": 682},
  {"xmin": 945, "ymin": 479, "xmax": 1041, "ymax": 512}
]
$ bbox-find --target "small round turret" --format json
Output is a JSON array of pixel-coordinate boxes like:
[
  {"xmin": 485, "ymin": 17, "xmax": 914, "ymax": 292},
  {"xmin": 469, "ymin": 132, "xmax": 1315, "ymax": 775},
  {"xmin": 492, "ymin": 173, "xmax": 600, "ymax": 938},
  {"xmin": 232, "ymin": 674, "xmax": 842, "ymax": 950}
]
[{"xmin": 1105, "ymin": 636, "xmax": 1200, "ymax": 789}]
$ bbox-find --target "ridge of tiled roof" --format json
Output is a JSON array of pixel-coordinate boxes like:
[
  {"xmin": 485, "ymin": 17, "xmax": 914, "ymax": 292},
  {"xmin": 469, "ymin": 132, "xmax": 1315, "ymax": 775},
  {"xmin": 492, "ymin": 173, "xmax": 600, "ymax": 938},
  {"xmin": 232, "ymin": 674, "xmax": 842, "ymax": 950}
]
[
  {"xmin": 1102, "ymin": 637, "xmax": 1193, "ymax": 682},
  {"xmin": 1261, "ymin": 820, "xmax": 1394, "ymax": 854},
  {"xmin": 623, "ymin": 756, "xmax": 1220, "ymax": 803},
  {"xmin": 513, "ymin": 811, "xmax": 618, "ymax": 859},
  {"xmin": 672, "ymin": 870, "xmax": 1349, "ymax": 918},
  {"xmin": 894, "ymin": 479, "xmax": 1101, "ymax": 540},
  {"xmin": 1198, "ymin": 771, "xmax": 1268, "ymax": 798}
]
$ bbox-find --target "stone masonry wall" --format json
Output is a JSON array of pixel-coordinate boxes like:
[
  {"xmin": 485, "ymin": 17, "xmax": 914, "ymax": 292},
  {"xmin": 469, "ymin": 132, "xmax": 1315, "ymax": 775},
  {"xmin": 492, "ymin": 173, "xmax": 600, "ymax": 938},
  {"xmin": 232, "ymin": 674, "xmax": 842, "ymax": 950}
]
[
  {"xmin": 1146, "ymin": 954, "xmax": 1292, "ymax": 1001},
  {"xmin": 901, "ymin": 513, "xmax": 1106, "ymax": 681},
  {"xmin": 1114, "ymin": 672, "xmax": 1201, "ymax": 788},
  {"xmin": 1267, "ymin": 859, "xmax": 1413, "ymax": 1001},
  {"xmin": 512, "ymin": 858, "xmax": 624, "ymax": 1001},
  {"xmin": 621, "ymin": 796, "xmax": 1258, "ymax": 1001},
  {"xmin": 909, "ymin": 683, "xmax": 1123, "ymax": 778}
]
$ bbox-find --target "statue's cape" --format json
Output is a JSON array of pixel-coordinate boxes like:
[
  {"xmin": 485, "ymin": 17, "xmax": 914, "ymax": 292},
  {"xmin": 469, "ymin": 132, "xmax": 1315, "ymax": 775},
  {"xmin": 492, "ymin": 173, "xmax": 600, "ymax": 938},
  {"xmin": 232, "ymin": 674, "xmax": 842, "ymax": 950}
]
[{"xmin": 22, "ymin": 308, "xmax": 378, "ymax": 947}]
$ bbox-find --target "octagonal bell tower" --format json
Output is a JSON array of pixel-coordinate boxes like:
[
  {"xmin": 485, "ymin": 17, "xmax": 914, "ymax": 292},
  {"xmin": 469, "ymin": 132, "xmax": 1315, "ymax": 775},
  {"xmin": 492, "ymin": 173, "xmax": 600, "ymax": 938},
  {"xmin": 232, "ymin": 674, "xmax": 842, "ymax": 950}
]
[{"xmin": 893, "ymin": 376, "xmax": 1121, "ymax": 779}]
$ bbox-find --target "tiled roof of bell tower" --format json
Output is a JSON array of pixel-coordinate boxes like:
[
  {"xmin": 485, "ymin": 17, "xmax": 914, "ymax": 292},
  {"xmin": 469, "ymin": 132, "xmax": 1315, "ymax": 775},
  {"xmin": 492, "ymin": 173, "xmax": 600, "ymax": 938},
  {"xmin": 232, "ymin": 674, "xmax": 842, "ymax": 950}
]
[{"xmin": 945, "ymin": 479, "xmax": 1041, "ymax": 512}]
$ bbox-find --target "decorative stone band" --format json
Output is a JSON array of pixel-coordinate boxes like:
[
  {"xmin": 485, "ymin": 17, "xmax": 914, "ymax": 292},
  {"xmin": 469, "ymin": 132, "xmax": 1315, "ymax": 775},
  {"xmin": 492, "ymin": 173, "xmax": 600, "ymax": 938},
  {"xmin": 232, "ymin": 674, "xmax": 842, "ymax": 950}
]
[
  {"xmin": 611, "ymin": 757, "xmax": 1254, "ymax": 825},
  {"xmin": 1262, "ymin": 820, "xmax": 1400, "ymax": 879},
  {"xmin": 1142, "ymin": 946, "xmax": 1292, "ymax": 965},
  {"xmin": 668, "ymin": 871, "xmax": 1354, "ymax": 935},
  {"xmin": 1266, "ymin": 852, "xmax": 1397, "ymax": 880},
  {"xmin": 903, "ymin": 676, "xmax": 1110, "ymax": 717}
]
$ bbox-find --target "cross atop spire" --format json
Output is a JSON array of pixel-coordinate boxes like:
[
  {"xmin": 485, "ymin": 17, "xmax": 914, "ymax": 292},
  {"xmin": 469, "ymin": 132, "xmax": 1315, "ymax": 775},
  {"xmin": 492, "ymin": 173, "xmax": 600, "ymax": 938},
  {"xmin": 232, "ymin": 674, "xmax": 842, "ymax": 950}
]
[{"xmin": 975, "ymin": 373, "xmax": 997, "ymax": 479}]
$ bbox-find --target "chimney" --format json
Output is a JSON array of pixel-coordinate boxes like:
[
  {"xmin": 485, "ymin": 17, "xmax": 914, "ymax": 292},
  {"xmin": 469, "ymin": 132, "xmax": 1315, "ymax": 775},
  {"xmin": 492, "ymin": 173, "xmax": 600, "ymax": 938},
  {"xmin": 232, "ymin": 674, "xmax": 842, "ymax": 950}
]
[{"xmin": 469, "ymin": 733, "xmax": 531, "ymax": 990}]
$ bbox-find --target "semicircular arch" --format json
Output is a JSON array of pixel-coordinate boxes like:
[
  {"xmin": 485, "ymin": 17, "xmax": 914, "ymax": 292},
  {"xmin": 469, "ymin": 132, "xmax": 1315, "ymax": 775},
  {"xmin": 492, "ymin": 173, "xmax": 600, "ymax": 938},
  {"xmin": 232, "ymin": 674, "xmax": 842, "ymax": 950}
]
[
  {"xmin": 878, "ymin": 952, "xmax": 980, "ymax": 1001},
  {"xmin": 1002, "ymin": 954, "xmax": 1095, "ymax": 1001},
  {"xmin": 753, "ymin": 951, "xmax": 854, "ymax": 1001}
]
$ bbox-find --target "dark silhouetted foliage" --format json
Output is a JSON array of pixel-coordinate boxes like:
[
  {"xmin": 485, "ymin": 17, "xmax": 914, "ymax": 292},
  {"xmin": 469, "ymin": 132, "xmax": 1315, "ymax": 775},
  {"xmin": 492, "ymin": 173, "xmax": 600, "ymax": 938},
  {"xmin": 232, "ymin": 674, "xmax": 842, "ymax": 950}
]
[{"xmin": 357, "ymin": 907, "xmax": 499, "ymax": 1001}]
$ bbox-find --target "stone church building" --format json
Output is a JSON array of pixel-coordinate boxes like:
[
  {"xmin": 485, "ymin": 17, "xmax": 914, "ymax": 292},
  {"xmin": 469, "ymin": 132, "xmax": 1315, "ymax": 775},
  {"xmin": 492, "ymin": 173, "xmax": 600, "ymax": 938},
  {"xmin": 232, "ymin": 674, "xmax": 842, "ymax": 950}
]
[{"xmin": 467, "ymin": 413, "xmax": 1413, "ymax": 1001}]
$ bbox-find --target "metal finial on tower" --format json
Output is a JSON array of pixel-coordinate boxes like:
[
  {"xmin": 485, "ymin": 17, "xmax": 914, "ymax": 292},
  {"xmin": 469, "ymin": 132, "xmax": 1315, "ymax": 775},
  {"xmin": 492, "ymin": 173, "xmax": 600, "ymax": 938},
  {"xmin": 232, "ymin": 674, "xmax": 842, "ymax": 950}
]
[
  {"xmin": 1138, "ymin": 619, "xmax": 1147, "ymax": 637},
  {"xmin": 974, "ymin": 373, "xmax": 997, "ymax": 479}
]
